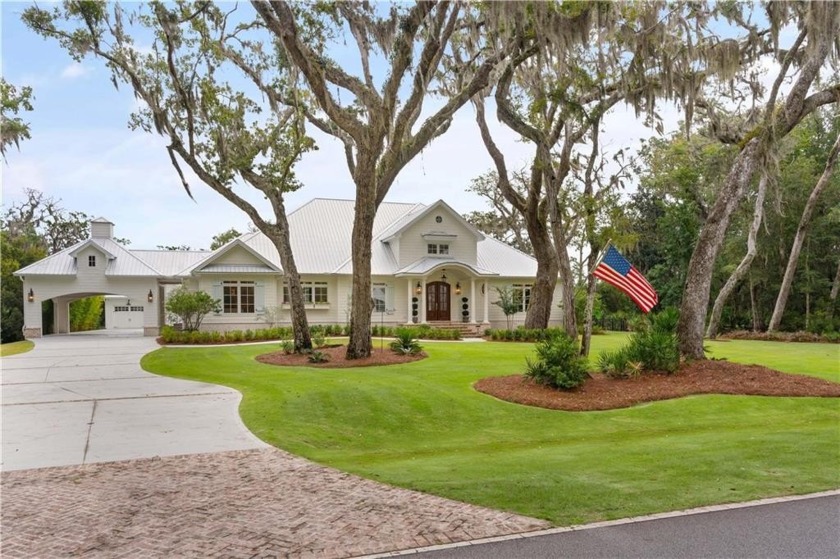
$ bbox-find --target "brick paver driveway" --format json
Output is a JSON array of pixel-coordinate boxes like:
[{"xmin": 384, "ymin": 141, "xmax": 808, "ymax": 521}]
[{"xmin": 1, "ymin": 334, "xmax": 549, "ymax": 557}]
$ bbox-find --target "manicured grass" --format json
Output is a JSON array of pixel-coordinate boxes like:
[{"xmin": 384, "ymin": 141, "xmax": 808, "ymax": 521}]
[
  {"xmin": 0, "ymin": 340, "xmax": 34, "ymax": 357},
  {"xmin": 141, "ymin": 332, "xmax": 840, "ymax": 525}
]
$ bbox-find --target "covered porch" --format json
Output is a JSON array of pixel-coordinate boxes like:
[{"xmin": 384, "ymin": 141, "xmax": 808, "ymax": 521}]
[{"xmin": 396, "ymin": 259, "xmax": 497, "ymax": 329}]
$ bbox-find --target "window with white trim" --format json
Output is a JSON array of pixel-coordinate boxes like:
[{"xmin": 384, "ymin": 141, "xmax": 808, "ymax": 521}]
[
  {"xmin": 427, "ymin": 243, "xmax": 449, "ymax": 255},
  {"xmin": 283, "ymin": 281, "xmax": 329, "ymax": 304},
  {"xmin": 372, "ymin": 283, "xmax": 387, "ymax": 313},
  {"xmin": 88, "ymin": 255, "xmax": 96, "ymax": 267},
  {"xmin": 223, "ymin": 280, "xmax": 255, "ymax": 313},
  {"xmin": 512, "ymin": 284, "xmax": 532, "ymax": 312}
]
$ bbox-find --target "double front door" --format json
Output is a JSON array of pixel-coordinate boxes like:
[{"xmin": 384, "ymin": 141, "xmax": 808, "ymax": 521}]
[{"xmin": 426, "ymin": 281, "xmax": 451, "ymax": 321}]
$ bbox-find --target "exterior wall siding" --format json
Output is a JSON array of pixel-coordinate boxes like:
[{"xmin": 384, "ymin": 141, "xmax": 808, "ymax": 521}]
[{"xmin": 396, "ymin": 212, "xmax": 478, "ymax": 269}]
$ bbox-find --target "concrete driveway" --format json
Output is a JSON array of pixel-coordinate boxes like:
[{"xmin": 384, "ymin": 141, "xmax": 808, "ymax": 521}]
[{"xmin": 1, "ymin": 331, "xmax": 265, "ymax": 471}]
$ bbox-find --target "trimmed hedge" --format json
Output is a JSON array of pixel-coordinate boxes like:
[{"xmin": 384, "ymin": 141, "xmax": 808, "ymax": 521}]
[
  {"xmin": 720, "ymin": 330, "xmax": 840, "ymax": 344},
  {"xmin": 485, "ymin": 327, "xmax": 591, "ymax": 342},
  {"xmin": 159, "ymin": 323, "xmax": 460, "ymax": 345}
]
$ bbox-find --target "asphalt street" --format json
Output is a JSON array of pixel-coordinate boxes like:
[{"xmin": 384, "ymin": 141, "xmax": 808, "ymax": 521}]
[{"xmin": 414, "ymin": 494, "xmax": 840, "ymax": 559}]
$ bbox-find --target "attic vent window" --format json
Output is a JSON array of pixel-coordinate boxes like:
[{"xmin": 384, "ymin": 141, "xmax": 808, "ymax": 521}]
[
  {"xmin": 435, "ymin": 216, "xmax": 443, "ymax": 223},
  {"xmin": 88, "ymin": 255, "xmax": 96, "ymax": 267}
]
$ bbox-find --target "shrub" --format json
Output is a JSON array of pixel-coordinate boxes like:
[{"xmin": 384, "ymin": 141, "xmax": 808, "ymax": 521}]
[
  {"xmin": 312, "ymin": 332, "xmax": 326, "ymax": 348},
  {"xmin": 390, "ymin": 328, "xmax": 423, "ymax": 355},
  {"xmin": 598, "ymin": 349, "xmax": 641, "ymax": 379},
  {"xmin": 524, "ymin": 333, "xmax": 589, "ymax": 390},
  {"xmin": 308, "ymin": 350, "xmax": 329, "ymax": 363},
  {"xmin": 597, "ymin": 308, "xmax": 680, "ymax": 375},
  {"xmin": 165, "ymin": 288, "xmax": 220, "ymax": 331},
  {"xmin": 227, "ymin": 330, "xmax": 243, "ymax": 342},
  {"xmin": 280, "ymin": 340, "xmax": 295, "ymax": 355}
]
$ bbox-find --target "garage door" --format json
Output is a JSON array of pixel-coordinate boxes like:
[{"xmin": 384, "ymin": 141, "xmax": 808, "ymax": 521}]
[{"xmin": 110, "ymin": 305, "xmax": 144, "ymax": 329}]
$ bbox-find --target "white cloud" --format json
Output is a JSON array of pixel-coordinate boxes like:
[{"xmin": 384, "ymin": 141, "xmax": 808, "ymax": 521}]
[{"xmin": 60, "ymin": 62, "xmax": 91, "ymax": 80}]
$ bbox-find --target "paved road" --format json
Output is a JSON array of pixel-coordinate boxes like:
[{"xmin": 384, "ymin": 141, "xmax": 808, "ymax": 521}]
[
  {"xmin": 411, "ymin": 494, "xmax": 840, "ymax": 559},
  {"xmin": 1, "ymin": 331, "xmax": 265, "ymax": 471}
]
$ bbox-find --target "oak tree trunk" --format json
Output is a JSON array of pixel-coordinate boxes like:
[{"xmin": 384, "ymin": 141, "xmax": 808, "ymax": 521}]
[
  {"xmin": 523, "ymin": 214, "xmax": 559, "ymax": 329},
  {"xmin": 828, "ymin": 260, "xmax": 840, "ymax": 320},
  {"xmin": 706, "ymin": 174, "xmax": 768, "ymax": 339},
  {"xmin": 346, "ymin": 190, "xmax": 376, "ymax": 359},
  {"xmin": 556, "ymin": 243, "xmax": 578, "ymax": 340},
  {"xmin": 678, "ymin": 139, "xmax": 760, "ymax": 358},
  {"xmin": 580, "ymin": 271, "xmax": 598, "ymax": 357},
  {"xmin": 264, "ymin": 215, "xmax": 312, "ymax": 352},
  {"xmin": 767, "ymin": 133, "xmax": 840, "ymax": 331}
]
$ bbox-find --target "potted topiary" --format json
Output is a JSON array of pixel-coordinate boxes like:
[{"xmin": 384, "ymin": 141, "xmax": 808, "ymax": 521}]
[{"xmin": 461, "ymin": 297, "xmax": 469, "ymax": 323}]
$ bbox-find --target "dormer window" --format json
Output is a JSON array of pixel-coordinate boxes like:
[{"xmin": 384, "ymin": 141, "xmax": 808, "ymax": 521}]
[
  {"xmin": 428, "ymin": 243, "xmax": 449, "ymax": 255},
  {"xmin": 88, "ymin": 255, "xmax": 96, "ymax": 267}
]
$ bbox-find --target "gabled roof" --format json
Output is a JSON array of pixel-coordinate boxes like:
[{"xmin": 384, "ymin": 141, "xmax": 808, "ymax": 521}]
[
  {"xmin": 380, "ymin": 199, "xmax": 484, "ymax": 242},
  {"xmin": 15, "ymin": 237, "xmax": 164, "ymax": 277},
  {"xmin": 68, "ymin": 238, "xmax": 117, "ymax": 260},
  {"xmin": 177, "ymin": 237, "xmax": 281, "ymax": 276}
]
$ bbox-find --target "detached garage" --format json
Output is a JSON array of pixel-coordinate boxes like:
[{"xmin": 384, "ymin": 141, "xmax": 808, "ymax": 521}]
[{"xmin": 104, "ymin": 296, "xmax": 145, "ymax": 330}]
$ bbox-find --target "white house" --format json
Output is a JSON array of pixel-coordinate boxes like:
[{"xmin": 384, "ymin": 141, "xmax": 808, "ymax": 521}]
[{"xmin": 15, "ymin": 199, "xmax": 564, "ymax": 337}]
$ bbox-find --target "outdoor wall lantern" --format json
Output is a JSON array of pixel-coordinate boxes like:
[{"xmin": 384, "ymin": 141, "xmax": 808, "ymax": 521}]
[
  {"xmin": 415, "ymin": 281, "xmax": 422, "ymax": 295},
  {"xmin": 441, "ymin": 269, "xmax": 447, "ymax": 282},
  {"xmin": 148, "ymin": 289, "xmax": 154, "ymax": 303},
  {"xmin": 27, "ymin": 288, "xmax": 35, "ymax": 303},
  {"xmin": 455, "ymin": 282, "xmax": 462, "ymax": 295}
]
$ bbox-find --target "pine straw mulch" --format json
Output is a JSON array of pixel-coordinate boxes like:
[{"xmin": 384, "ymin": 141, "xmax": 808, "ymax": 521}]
[
  {"xmin": 474, "ymin": 359, "xmax": 840, "ymax": 412},
  {"xmin": 256, "ymin": 344, "xmax": 427, "ymax": 368}
]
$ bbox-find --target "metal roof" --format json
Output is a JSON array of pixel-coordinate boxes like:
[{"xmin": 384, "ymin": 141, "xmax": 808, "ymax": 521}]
[
  {"xmin": 394, "ymin": 257, "xmax": 497, "ymax": 277},
  {"xmin": 131, "ymin": 250, "xmax": 209, "ymax": 276},
  {"xmin": 16, "ymin": 198, "xmax": 542, "ymax": 280},
  {"xmin": 196, "ymin": 264, "xmax": 280, "ymax": 274}
]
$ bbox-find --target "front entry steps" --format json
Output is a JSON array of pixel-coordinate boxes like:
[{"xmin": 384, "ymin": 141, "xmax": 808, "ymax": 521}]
[{"xmin": 425, "ymin": 321, "xmax": 484, "ymax": 338}]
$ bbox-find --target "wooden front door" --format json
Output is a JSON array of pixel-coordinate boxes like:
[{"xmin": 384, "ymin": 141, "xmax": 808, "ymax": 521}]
[{"xmin": 426, "ymin": 281, "xmax": 451, "ymax": 321}]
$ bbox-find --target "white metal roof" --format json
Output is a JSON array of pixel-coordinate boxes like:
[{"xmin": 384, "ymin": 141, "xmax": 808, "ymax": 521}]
[
  {"xmin": 131, "ymin": 250, "xmax": 209, "ymax": 276},
  {"xmin": 16, "ymin": 198, "xmax": 542, "ymax": 280},
  {"xmin": 394, "ymin": 256, "xmax": 497, "ymax": 277}
]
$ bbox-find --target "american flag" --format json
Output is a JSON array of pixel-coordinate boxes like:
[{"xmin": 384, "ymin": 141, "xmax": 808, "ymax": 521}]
[{"xmin": 593, "ymin": 245, "xmax": 658, "ymax": 313}]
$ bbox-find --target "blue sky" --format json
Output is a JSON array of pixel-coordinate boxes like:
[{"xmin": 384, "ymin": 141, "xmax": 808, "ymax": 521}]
[{"xmin": 3, "ymin": 2, "xmax": 692, "ymax": 250}]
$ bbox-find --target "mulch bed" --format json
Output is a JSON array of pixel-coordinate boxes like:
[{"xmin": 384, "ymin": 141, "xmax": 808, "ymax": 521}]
[
  {"xmin": 256, "ymin": 344, "xmax": 427, "ymax": 368},
  {"xmin": 475, "ymin": 359, "xmax": 840, "ymax": 412}
]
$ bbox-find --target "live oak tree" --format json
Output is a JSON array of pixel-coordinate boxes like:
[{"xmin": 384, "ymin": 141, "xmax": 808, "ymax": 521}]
[
  {"xmin": 0, "ymin": 79, "xmax": 34, "ymax": 158},
  {"xmin": 676, "ymin": 2, "xmax": 840, "ymax": 357},
  {"xmin": 470, "ymin": 1, "xmax": 707, "ymax": 337},
  {"xmin": 210, "ymin": 228, "xmax": 241, "ymax": 251},
  {"xmin": 464, "ymin": 171, "xmax": 533, "ymax": 255},
  {"xmin": 23, "ymin": 1, "xmax": 315, "ymax": 351},
  {"xmin": 247, "ymin": 1, "xmax": 510, "ymax": 358}
]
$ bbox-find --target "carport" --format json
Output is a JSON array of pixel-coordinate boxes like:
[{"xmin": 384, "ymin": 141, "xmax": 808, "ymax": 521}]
[{"xmin": 15, "ymin": 219, "xmax": 170, "ymax": 338}]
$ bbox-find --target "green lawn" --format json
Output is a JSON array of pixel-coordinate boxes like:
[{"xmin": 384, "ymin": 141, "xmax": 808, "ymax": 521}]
[
  {"xmin": 141, "ymin": 332, "xmax": 840, "ymax": 525},
  {"xmin": 0, "ymin": 340, "xmax": 34, "ymax": 357}
]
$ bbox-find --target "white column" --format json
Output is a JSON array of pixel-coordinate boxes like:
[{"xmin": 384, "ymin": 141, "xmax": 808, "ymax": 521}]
[
  {"xmin": 421, "ymin": 278, "xmax": 427, "ymax": 323},
  {"xmin": 406, "ymin": 278, "xmax": 413, "ymax": 324},
  {"xmin": 470, "ymin": 279, "xmax": 476, "ymax": 324},
  {"xmin": 483, "ymin": 281, "xmax": 489, "ymax": 324}
]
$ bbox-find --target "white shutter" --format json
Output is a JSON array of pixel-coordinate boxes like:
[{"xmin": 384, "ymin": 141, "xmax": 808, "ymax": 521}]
[
  {"xmin": 211, "ymin": 282, "xmax": 222, "ymax": 304},
  {"xmin": 385, "ymin": 282, "xmax": 395, "ymax": 311},
  {"xmin": 255, "ymin": 282, "xmax": 266, "ymax": 313}
]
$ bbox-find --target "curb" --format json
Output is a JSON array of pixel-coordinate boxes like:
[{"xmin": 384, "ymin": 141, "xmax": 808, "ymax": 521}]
[{"xmin": 354, "ymin": 489, "xmax": 840, "ymax": 558}]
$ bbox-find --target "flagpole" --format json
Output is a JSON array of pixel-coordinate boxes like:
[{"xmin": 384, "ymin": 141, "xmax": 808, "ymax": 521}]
[{"xmin": 588, "ymin": 239, "xmax": 612, "ymax": 278}]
